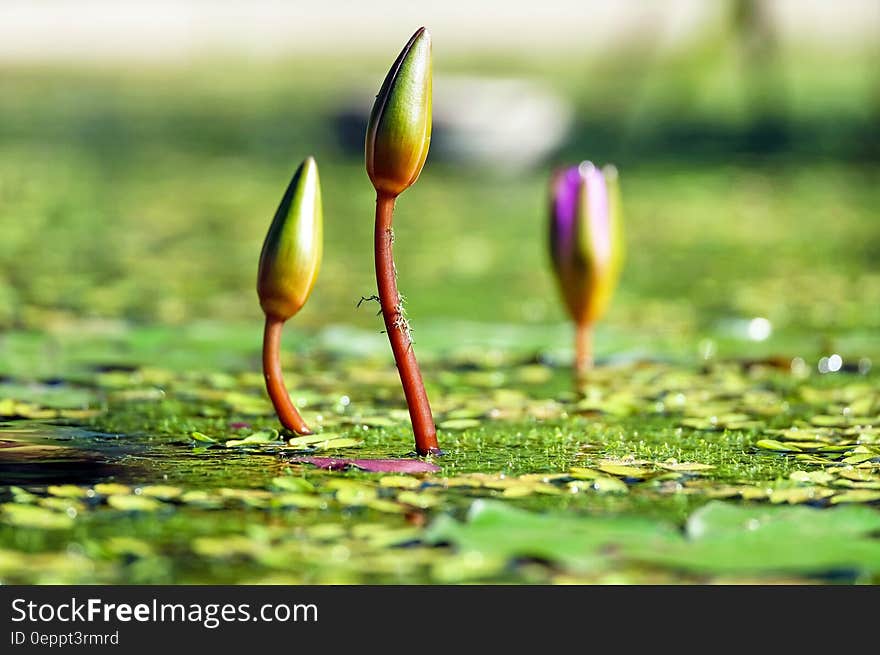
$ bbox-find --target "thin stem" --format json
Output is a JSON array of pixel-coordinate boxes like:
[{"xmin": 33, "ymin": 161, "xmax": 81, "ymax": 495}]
[
  {"xmin": 375, "ymin": 193, "xmax": 440, "ymax": 455},
  {"xmin": 262, "ymin": 315, "xmax": 312, "ymax": 435},
  {"xmin": 575, "ymin": 320, "xmax": 594, "ymax": 383}
]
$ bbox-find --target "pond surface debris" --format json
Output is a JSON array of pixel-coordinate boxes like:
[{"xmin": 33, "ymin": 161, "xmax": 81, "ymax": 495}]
[{"xmin": 1, "ymin": 345, "xmax": 878, "ymax": 584}]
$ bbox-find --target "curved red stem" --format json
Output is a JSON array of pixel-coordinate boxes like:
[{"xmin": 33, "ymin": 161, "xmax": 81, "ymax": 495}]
[{"xmin": 262, "ymin": 315, "xmax": 312, "ymax": 435}]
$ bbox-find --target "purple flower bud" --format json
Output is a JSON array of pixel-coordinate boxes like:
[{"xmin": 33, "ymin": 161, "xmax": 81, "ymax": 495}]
[{"xmin": 549, "ymin": 161, "xmax": 624, "ymax": 328}]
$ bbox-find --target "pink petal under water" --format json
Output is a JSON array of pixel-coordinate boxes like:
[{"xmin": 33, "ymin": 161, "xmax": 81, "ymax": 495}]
[
  {"xmin": 290, "ymin": 456, "xmax": 440, "ymax": 474},
  {"xmin": 229, "ymin": 422, "xmax": 251, "ymax": 430}
]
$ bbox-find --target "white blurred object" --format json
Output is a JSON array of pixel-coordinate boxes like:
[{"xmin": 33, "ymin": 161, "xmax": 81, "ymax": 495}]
[
  {"xmin": 746, "ymin": 317, "xmax": 772, "ymax": 341},
  {"xmin": 718, "ymin": 316, "xmax": 774, "ymax": 341},
  {"xmin": 432, "ymin": 76, "xmax": 573, "ymax": 172},
  {"xmin": 818, "ymin": 354, "xmax": 842, "ymax": 374},
  {"xmin": 337, "ymin": 75, "xmax": 573, "ymax": 172}
]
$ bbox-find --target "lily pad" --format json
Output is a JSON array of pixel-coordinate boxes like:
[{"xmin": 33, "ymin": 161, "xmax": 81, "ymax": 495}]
[
  {"xmin": 191, "ymin": 431, "xmax": 217, "ymax": 444},
  {"xmin": 225, "ymin": 430, "xmax": 280, "ymax": 448},
  {"xmin": 756, "ymin": 439, "xmax": 802, "ymax": 453},
  {"xmin": 106, "ymin": 495, "xmax": 164, "ymax": 512},
  {"xmin": 426, "ymin": 500, "xmax": 672, "ymax": 571},
  {"xmin": 312, "ymin": 437, "xmax": 364, "ymax": 450},
  {"xmin": 429, "ymin": 500, "xmax": 880, "ymax": 579},
  {"xmin": 0, "ymin": 503, "xmax": 74, "ymax": 530},
  {"xmin": 290, "ymin": 457, "xmax": 440, "ymax": 474},
  {"xmin": 287, "ymin": 433, "xmax": 337, "ymax": 448},
  {"xmin": 438, "ymin": 419, "xmax": 481, "ymax": 431}
]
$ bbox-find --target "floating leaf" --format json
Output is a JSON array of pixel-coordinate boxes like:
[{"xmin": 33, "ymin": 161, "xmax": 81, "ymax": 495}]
[
  {"xmin": 180, "ymin": 490, "xmax": 224, "ymax": 508},
  {"xmin": 658, "ymin": 461, "xmax": 715, "ymax": 472},
  {"xmin": 225, "ymin": 430, "xmax": 280, "ymax": 447},
  {"xmin": 47, "ymin": 485, "xmax": 88, "ymax": 498},
  {"xmin": 831, "ymin": 490, "xmax": 880, "ymax": 504},
  {"xmin": 333, "ymin": 483, "xmax": 378, "ymax": 506},
  {"xmin": 597, "ymin": 464, "xmax": 652, "ymax": 478},
  {"xmin": 756, "ymin": 439, "xmax": 802, "ymax": 453},
  {"xmin": 312, "ymin": 437, "xmax": 364, "ymax": 450},
  {"xmin": 290, "ymin": 457, "xmax": 440, "ymax": 473},
  {"xmin": 568, "ymin": 467, "xmax": 602, "ymax": 480},
  {"xmin": 93, "ymin": 483, "xmax": 131, "ymax": 496},
  {"xmin": 191, "ymin": 431, "xmax": 217, "ymax": 444},
  {"xmin": 366, "ymin": 499, "xmax": 408, "ymax": 514},
  {"xmin": 305, "ymin": 524, "xmax": 346, "ymax": 540},
  {"xmin": 272, "ymin": 493, "xmax": 327, "ymax": 509},
  {"xmin": 140, "ymin": 485, "xmax": 182, "ymax": 500},
  {"xmin": 768, "ymin": 487, "xmax": 835, "ymax": 504},
  {"xmin": 426, "ymin": 500, "xmax": 672, "ymax": 571},
  {"xmin": 378, "ymin": 476, "xmax": 423, "ymax": 489},
  {"xmin": 0, "ymin": 503, "xmax": 74, "ymax": 530},
  {"xmin": 8, "ymin": 486, "xmax": 38, "ymax": 503},
  {"xmin": 430, "ymin": 552, "xmax": 507, "ymax": 583},
  {"xmin": 627, "ymin": 501, "xmax": 880, "ymax": 576},
  {"xmin": 810, "ymin": 415, "xmax": 850, "ymax": 427},
  {"xmin": 271, "ymin": 477, "xmax": 315, "ymax": 493},
  {"xmin": 591, "ymin": 476, "xmax": 629, "ymax": 494},
  {"xmin": 789, "ymin": 470, "xmax": 834, "ymax": 485},
  {"xmin": 837, "ymin": 468, "xmax": 880, "ymax": 482},
  {"xmin": 841, "ymin": 453, "xmax": 878, "ymax": 465},
  {"xmin": 397, "ymin": 491, "xmax": 442, "ymax": 508},
  {"xmin": 106, "ymin": 495, "xmax": 163, "ymax": 512},
  {"xmin": 287, "ymin": 433, "xmax": 337, "ymax": 448},
  {"xmin": 38, "ymin": 497, "xmax": 84, "ymax": 513},
  {"xmin": 193, "ymin": 536, "xmax": 261, "ymax": 559},
  {"xmin": 103, "ymin": 537, "xmax": 154, "ymax": 558},
  {"xmin": 438, "ymin": 419, "xmax": 481, "ymax": 431}
]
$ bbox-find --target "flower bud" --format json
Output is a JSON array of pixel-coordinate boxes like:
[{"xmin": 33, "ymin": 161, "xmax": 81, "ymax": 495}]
[
  {"xmin": 365, "ymin": 27, "xmax": 432, "ymax": 198},
  {"xmin": 257, "ymin": 157, "xmax": 323, "ymax": 321},
  {"xmin": 549, "ymin": 161, "xmax": 624, "ymax": 326}
]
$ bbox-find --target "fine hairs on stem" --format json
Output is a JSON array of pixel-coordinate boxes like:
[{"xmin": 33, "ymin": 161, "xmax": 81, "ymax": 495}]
[{"xmin": 374, "ymin": 193, "xmax": 439, "ymax": 455}]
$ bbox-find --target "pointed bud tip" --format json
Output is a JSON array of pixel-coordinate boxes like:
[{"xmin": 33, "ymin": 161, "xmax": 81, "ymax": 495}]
[
  {"xmin": 365, "ymin": 27, "xmax": 433, "ymax": 197},
  {"xmin": 257, "ymin": 157, "xmax": 323, "ymax": 321},
  {"xmin": 578, "ymin": 161, "xmax": 596, "ymax": 177},
  {"xmin": 301, "ymin": 156, "xmax": 319, "ymax": 182}
]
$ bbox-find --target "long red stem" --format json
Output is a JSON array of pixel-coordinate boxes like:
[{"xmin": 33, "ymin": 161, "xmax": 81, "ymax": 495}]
[
  {"xmin": 375, "ymin": 193, "xmax": 440, "ymax": 455},
  {"xmin": 262, "ymin": 315, "xmax": 312, "ymax": 435}
]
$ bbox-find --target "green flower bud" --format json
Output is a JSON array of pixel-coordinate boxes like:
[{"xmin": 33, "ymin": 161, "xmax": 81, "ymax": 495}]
[
  {"xmin": 365, "ymin": 27, "xmax": 432, "ymax": 198},
  {"xmin": 257, "ymin": 157, "xmax": 323, "ymax": 321}
]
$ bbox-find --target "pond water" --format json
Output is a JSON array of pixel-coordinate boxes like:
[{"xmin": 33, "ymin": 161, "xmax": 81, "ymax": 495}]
[{"xmin": 1, "ymin": 335, "xmax": 878, "ymax": 584}]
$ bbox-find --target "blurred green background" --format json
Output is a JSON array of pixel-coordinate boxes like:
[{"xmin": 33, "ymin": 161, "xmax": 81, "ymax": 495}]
[{"xmin": 1, "ymin": 0, "xmax": 878, "ymax": 373}]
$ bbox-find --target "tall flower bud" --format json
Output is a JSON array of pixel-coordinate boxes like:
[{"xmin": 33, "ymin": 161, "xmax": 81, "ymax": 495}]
[
  {"xmin": 549, "ymin": 161, "xmax": 625, "ymax": 375},
  {"xmin": 363, "ymin": 28, "xmax": 440, "ymax": 455},
  {"xmin": 257, "ymin": 156, "xmax": 323, "ymax": 435},
  {"xmin": 365, "ymin": 27, "xmax": 432, "ymax": 198},
  {"xmin": 258, "ymin": 157, "xmax": 323, "ymax": 321}
]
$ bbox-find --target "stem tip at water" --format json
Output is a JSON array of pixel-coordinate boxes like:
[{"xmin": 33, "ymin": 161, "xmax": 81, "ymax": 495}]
[
  {"xmin": 262, "ymin": 315, "xmax": 312, "ymax": 435},
  {"xmin": 374, "ymin": 193, "xmax": 439, "ymax": 456},
  {"xmin": 575, "ymin": 321, "xmax": 594, "ymax": 383}
]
